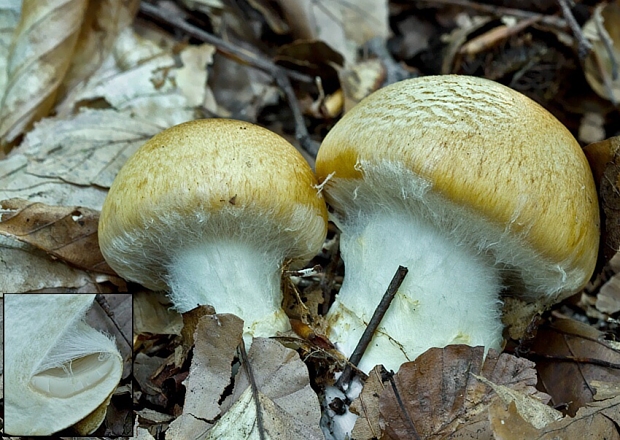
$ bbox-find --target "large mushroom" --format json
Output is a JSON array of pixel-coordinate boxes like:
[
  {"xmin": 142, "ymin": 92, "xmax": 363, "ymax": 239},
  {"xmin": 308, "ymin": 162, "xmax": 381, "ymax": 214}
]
[
  {"xmin": 316, "ymin": 75, "xmax": 599, "ymax": 373},
  {"xmin": 99, "ymin": 119, "xmax": 328, "ymax": 340}
]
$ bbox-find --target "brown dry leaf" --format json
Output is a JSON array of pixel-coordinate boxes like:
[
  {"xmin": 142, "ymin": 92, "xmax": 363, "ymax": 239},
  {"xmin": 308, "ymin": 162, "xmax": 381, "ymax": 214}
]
[
  {"xmin": 0, "ymin": 0, "xmax": 88, "ymax": 149},
  {"xmin": 0, "ymin": 233, "xmax": 103, "ymax": 294},
  {"xmin": 531, "ymin": 318, "xmax": 620, "ymax": 416},
  {"xmin": 166, "ymin": 313, "xmax": 244, "ymax": 439},
  {"xmin": 583, "ymin": 2, "xmax": 620, "ymax": 105},
  {"xmin": 210, "ymin": 337, "xmax": 323, "ymax": 439},
  {"xmin": 0, "ymin": 199, "xmax": 113, "ymax": 275},
  {"xmin": 275, "ymin": 0, "xmax": 389, "ymax": 64},
  {"xmin": 350, "ymin": 366, "xmax": 387, "ymax": 439},
  {"xmin": 489, "ymin": 396, "xmax": 620, "ymax": 440},
  {"xmin": 379, "ymin": 345, "xmax": 549, "ymax": 440},
  {"xmin": 584, "ymin": 136, "xmax": 620, "ymax": 262},
  {"xmin": 133, "ymin": 291, "xmax": 183, "ymax": 337}
]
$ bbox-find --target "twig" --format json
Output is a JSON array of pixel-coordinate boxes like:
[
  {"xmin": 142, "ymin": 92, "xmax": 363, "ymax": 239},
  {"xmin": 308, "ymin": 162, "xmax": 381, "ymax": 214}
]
[
  {"xmin": 527, "ymin": 352, "xmax": 620, "ymax": 369},
  {"xmin": 336, "ymin": 265, "xmax": 409, "ymax": 389},
  {"xmin": 139, "ymin": 2, "xmax": 319, "ymax": 157},
  {"xmin": 95, "ymin": 294, "xmax": 131, "ymax": 347},
  {"xmin": 388, "ymin": 374, "xmax": 421, "ymax": 440},
  {"xmin": 557, "ymin": 0, "xmax": 592, "ymax": 60},
  {"xmin": 239, "ymin": 339, "xmax": 267, "ymax": 440},
  {"xmin": 414, "ymin": 0, "xmax": 567, "ymax": 29}
]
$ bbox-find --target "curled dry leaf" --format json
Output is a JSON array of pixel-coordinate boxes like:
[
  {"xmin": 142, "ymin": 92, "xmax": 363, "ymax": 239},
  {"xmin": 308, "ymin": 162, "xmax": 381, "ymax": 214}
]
[
  {"xmin": 530, "ymin": 318, "xmax": 620, "ymax": 416},
  {"xmin": 352, "ymin": 345, "xmax": 550, "ymax": 440},
  {"xmin": 0, "ymin": 198, "xmax": 114, "ymax": 276},
  {"xmin": 0, "ymin": 0, "xmax": 88, "ymax": 150}
]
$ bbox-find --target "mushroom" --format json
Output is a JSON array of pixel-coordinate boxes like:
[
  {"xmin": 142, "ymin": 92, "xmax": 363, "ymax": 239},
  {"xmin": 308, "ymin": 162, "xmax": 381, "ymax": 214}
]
[
  {"xmin": 99, "ymin": 119, "xmax": 328, "ymax": 340},
  {"xmin": 316, "ymin": 75, "xmax": 599, "ymax": 373},
  {"xmin": 4, "ymin": 294, "xmax": 123, "ymax": 436}
]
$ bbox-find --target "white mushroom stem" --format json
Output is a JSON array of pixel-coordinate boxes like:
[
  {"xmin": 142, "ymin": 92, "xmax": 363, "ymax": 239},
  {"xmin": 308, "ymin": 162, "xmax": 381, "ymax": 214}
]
[
  {"xmin": 326, "ymin": 208, "xmax": 504, "ymax": 373},
  {"xmin": 167, "ymin": 239, "xmax": 291, "ymax": 341}
]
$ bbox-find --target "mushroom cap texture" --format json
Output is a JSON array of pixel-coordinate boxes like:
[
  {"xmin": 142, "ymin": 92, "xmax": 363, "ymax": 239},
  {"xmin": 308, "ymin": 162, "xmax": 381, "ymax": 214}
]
[
  {"xmin": 316, "ymin": 75, "xmax": 599, "ymax": 297},
  {"xmin": 99, "ymin": 119, "xmax": 328, "ymax": 290}
]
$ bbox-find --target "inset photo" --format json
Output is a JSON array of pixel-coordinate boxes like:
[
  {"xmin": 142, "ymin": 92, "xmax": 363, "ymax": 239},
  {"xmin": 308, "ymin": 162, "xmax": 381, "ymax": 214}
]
[{"xmin": 3, "ymin": 293, "xmax": 132, "ymax": 437}]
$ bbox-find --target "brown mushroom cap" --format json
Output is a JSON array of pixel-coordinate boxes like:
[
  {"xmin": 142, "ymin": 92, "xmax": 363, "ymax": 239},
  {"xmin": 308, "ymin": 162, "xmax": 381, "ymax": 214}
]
[
  {"xmin": 316, "ymin": 75, "xmax": 599, "ymax": 298},
  {"xmin": 99, "ymin": 119, "xmax": 328, "ymax": 290}
]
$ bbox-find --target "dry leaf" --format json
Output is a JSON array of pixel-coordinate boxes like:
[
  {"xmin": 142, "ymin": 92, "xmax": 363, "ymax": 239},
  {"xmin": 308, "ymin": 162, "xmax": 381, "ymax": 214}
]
[
  {"xmin": 0, "ymin": 199, "xmax": 113, "ymax": 275},
  {"xmin": 531, "ymin": 318, "xmax": 620, "ymax": 416},
  {"xmin": 472, "ymin": 375, "xmax": 562, "ymax": 429},
  {"xmin": 208, "ymin": 51, "xmax": 279, "ymax": 120},
  {"xmin": 350, "ymin": 366, "xmax": 387, "ymax": 439},
  {"xmin": 134, "ymin": 417, "xmax": 156, "ymax": 440},
  {"xmin": 0, "ymin": 234, "xmax": 101, "ymax": 294},
  {"xmin": 0, "ymin": 0, "xmax": 88, "ymax": 149},
  {"xmin": 583, "ymin": 2, "xmax": 620, "ymax": 105},
  {"xmin": 16, "ymin": 109, "xmax": 162, "ymax": 189},
  {"xmin": 212, "ymin": 337, "xmax": 323, "ymax": 439},
  {"xmin": 56, "ymin": 0, "xmax": 140, "ymax": 101},
  {"xmin": 379, "ymin": 345, "xmax": 549, "ymax": 439},
  {"xmin": 275, "ymin": 0, "xmax": 389, "ymax": 64},
  {"xmin": 166, "ymin": 313, "xmax": 244, "ymax": 439},
  {"xmin": 489, "ymin": 396, "xmax": 620, "ymax": 440},
  {"xmin": 206, "ymin": 387, "xmax": 322, "ymax": 440},
  {"xmin": 57, "ymin": 27, "xmax": 205, "ymax": 126},
  {"xmin": 584, "ymin": 136, "xmax": 620, "ymax": 262},
  {"xmin": 597, "ymin": 272, "xmax": 620, "ymax": 314},
  {"xmin": 0, "ymin": 0, "xmax": 21, "ymax": 98},
  {"xmin": 133, "ymin": 291, "xmax": 183, "ymax": 337},
  {"xmin": 339, "ymin": 58, "xmax": 386, "ymax": 111}
]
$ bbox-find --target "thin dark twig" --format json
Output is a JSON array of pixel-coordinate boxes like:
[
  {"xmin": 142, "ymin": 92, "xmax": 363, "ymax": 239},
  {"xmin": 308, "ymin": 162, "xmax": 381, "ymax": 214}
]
[
  {"xmin": 557, "ymin": 0, "xmax": 592, "ymax": 60},
  {"xmin": 527, "ymin": 352, "xmax": 620, "ymax": 369},
  {"xmin": 272, "ymin": 69, "xmax": 320, "ymax": 156},
  {"xmin": 239, "ymin": 340, "xmax": 267, "ymax": 440},
  {"xmin": 95, "ymin": 294, "xmax": 131, "ymax": 347},
  {"xmin": 139, "ymin": 2, "xmax": 318, "ymax": 157},
  {"xmin": 388, "ymin": 374, "xmax": 421, "ymax": 440},
  {"xmin": 414, "ymin": 0, "xmax": 567, "ymax": 29},
  {"xmin": 336, "ymin": 265, "xmax": 409, "ymax": 389}
]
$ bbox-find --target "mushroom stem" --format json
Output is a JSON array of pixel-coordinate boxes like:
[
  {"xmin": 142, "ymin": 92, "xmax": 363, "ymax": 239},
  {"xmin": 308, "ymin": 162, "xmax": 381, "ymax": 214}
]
[
  {"xmin": 167, "ymin": 239, "xmax": 291, "ymax": 341},
  {"xmin": 326, "ymin": 207, "xmax": 503, "ymax": 373}
]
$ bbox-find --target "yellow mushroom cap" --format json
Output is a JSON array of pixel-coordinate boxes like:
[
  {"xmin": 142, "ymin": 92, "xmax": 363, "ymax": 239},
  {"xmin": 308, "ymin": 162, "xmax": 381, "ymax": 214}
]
[
  {"xmin": 316, "ymin": 75, "xmax": 599, "ymax": 298},
  {"xmin": 99, "ymin": 119, "xmax": 328, "ymax": 290}
]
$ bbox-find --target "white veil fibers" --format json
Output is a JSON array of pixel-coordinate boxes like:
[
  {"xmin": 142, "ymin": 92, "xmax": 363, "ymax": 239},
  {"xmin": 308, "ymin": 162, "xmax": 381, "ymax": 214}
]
[{"xmin": 4, "ymin": 294, "xmax": 123, "ymax": 436}]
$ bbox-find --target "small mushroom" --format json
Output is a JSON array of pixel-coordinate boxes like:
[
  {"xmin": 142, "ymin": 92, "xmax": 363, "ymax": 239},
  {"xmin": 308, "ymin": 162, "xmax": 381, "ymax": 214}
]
[
  {"xmin": 4, "ymin": 294, "xmax": 123, "ymax": 436},
  {"xmin": 99, "ymin": 119, "xmax": 328, "ymax": 340},
  {"xmin": 316, "ymin": 75, "xmax": 600, "ymax": 373}
]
